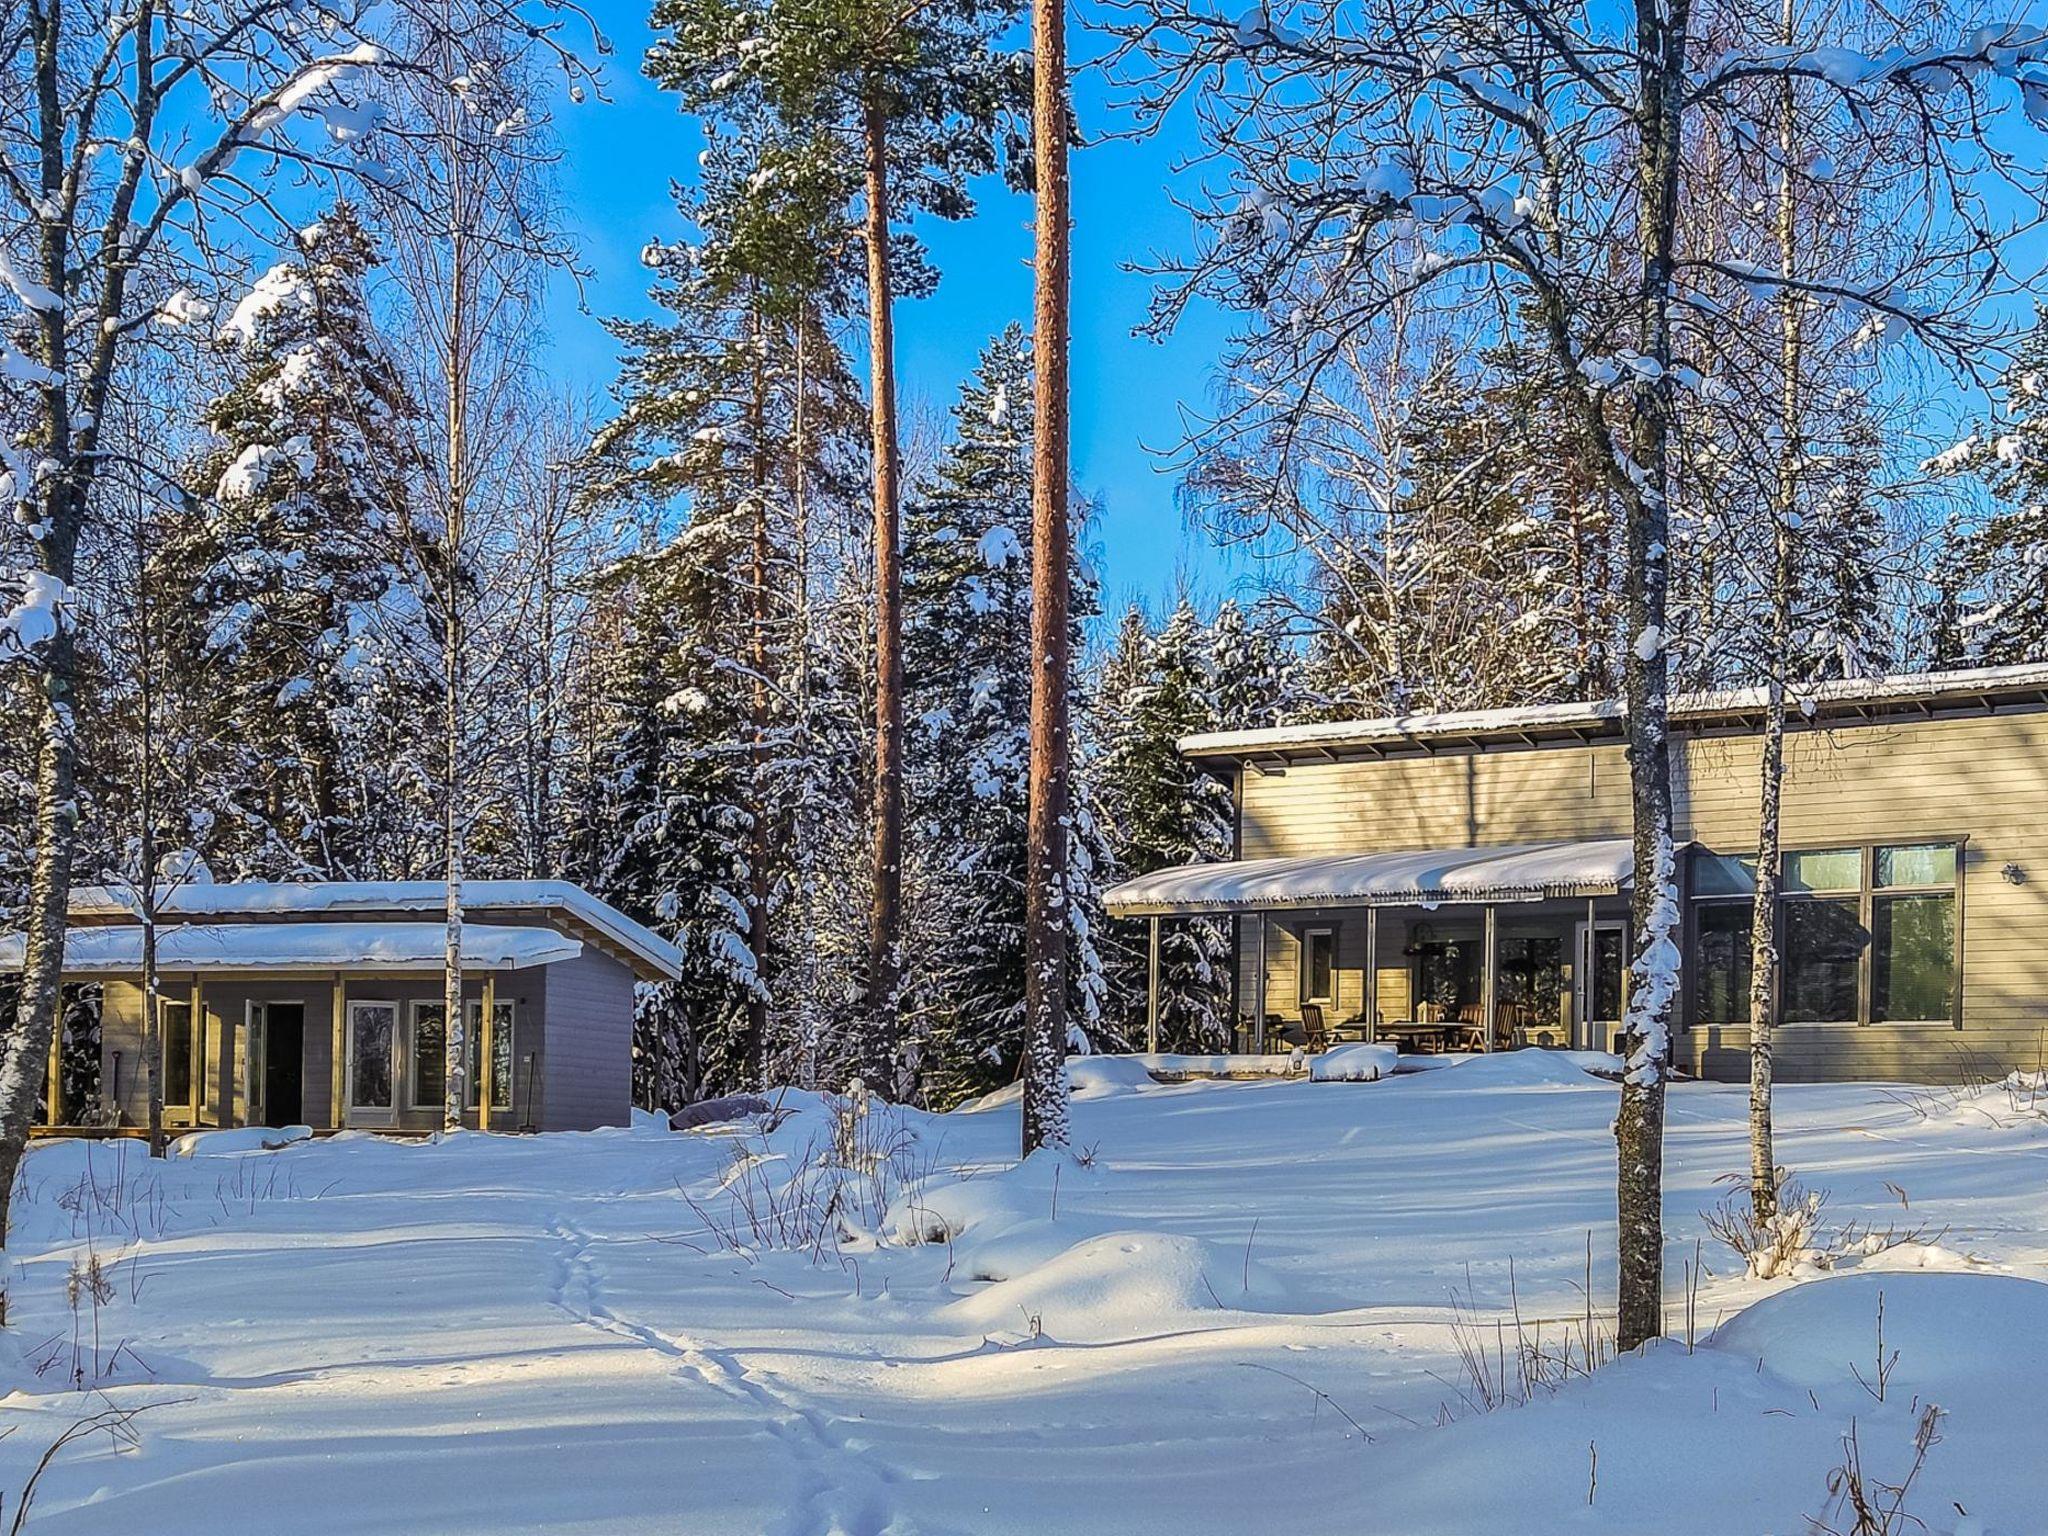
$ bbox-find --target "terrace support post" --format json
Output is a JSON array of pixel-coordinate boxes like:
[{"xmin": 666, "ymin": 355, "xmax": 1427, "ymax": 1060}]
[
  {"xmin": 1145, "ymin": 917, "xmax": 1160, "ymax": 1055},
  {"xmin": 189, "ymin": 977, "xmax": 205, "ymax": 1125},
  {"xmin": 479, "ymin": 973, "xmax": 497, "ymax": 1132},
  {"xmin": 44, "ymin": 999, "xmax": 62, "ymax": 1127},
  {"xmin": 1584, "ymin": 896, "xmax": 1597, "ymax": 1052},
  {"xmin": 1253, "ymin": 915, "xmax": 1268, "ymax": 1054},
  {"xmin": 1482, "ymin": 905, "xmax": 1498, "ymax": 1054},
  {"xmin": 331, "ymin": 974, "xmax": 346, "ymax": 1130},
  {"xmin": 1364, "ymin": 907, "xmax": 1379, "ymax": 1044}
]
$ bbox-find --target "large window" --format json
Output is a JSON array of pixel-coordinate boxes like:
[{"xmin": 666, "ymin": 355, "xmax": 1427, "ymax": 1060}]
[
  {"xmin": 349, "ymin": 1001, "xmax": 397, "ymax": 1111},
  {"xmin": 1690, "ymin": 842, "xmax": 1960, "ymax": 1029},
  {"xmin": 1873, "ymin": 844, "xmax": 1958, "ymax": 1023},
  {"xmin": 1692, "ymin": 903, "xmax": 1753, "ymax": 1025},
  {"xmin": 1781, "ymin": 897, "xmax": 1865, "ymax": 1023},
  {"xmin": 411, "ymin": 1002, "xmax": 447, "ymax": 1109}
]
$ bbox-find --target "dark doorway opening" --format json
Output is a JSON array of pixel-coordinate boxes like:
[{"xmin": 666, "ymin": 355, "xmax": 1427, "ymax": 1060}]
[{"xmin": 263, "ymin": 1004, "xmax": 305, "ymax": 1127}]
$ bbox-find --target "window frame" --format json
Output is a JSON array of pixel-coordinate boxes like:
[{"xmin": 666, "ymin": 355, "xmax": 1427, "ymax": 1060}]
[
  {"xmin": 408, "ymin": 1000, "xmax": 448, "ymax": 1112},
  {"xmin": 1685, "ymin": 840, "xmax": 1964, "ymax": 1032},
  {"xmin": 463, "ymin": 998, "xmax": 516, "ymax": 1111},
  {"xmin": 1298, "ymin": 926, "xmax": 1335, "ymax": 1008},
  {"xmin": 346, "ymin": 998, "xmax": 401, "ymax": 1115}
]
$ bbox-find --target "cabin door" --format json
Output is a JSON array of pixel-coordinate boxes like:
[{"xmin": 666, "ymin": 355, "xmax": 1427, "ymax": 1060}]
[
  {"xmin": 1572, "ymin": 920, "xmax": 1627, "ymax": 1052},
  {"xmin": 345, "ymin": 1001, "xmax": 400, "ymax": 1128},
  {"xmin": 263, "ymin": 1004, "xmax": 305, "ymax": 1127}
]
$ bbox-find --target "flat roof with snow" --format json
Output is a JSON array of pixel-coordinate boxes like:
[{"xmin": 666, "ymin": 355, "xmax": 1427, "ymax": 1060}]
[
  {"xmin": 1103, "ymin": 838, "xmax": 1641, "ymax": 917},
  {"xmin": 1182, "ymin": 662, "xmax": 2048, "ymax": 766},
  {"xmin": 61, "ymin": 880, "xmax": 683, "ymax": 980},
  {"xmin": 0, "ymin": 921, "xmax": 584, "ymax": 976}
]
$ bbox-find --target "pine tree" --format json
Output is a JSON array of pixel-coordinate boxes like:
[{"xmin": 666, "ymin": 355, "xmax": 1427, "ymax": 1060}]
[
  {"xmin": 646, "ymin": 0, "xmax": 1026, "ymax": 1092},
  {"xmin": 580, "ymin": 130, "xmax": 867, "ymax": 1101},
  {"xmin": 160, "ymin": 203, "xmax": 417, "ymax": 879}
]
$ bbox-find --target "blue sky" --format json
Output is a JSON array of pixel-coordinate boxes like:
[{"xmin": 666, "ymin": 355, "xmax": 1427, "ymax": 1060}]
[{"xmin": 543, "ymin": 2, "xmax": 1261, "ymax": 619}]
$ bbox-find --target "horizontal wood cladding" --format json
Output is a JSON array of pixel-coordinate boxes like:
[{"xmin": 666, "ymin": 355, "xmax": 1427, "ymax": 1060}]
[{"xmin": 1233, "ymin": 711, "xmax": 2048, "ymax": 1081}]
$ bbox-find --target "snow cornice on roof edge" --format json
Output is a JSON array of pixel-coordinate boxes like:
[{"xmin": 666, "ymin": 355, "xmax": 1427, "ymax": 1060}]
[{"xmin": 1181, "ymin": 663, "xmax": 2048, "ymax": 764}]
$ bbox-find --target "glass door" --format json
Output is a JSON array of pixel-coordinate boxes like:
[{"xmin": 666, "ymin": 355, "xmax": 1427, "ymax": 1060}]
[
  {"xmin": 1573, "ymin": 921, "xmax": 1627, "ymax": 1051},
  {"xmin": 346, "ymin": 1001, "xmax": 399, "ymax": 1126}
]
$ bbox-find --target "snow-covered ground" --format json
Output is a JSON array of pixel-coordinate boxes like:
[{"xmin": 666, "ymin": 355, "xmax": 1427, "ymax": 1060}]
[{"xmin": 3, "ymin": 1054, "xmax": 2046, "ymax": 1534}]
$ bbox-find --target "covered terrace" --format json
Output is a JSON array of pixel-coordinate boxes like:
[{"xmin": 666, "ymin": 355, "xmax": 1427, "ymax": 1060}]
[{"xmin": 1104, "ymin": 840, "xmax": 1647, "ymax": 1057}]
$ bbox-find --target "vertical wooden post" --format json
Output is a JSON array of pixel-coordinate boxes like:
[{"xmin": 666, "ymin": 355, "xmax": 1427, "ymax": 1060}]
[
  {"xmin": 44, "ymin": 995, "xmax": 63, "ymax": 1127},
  {"xmin": 1481, "ymin": 905, "xmax": 1498, "ymax": 1053},
  {"xmin": 331, "ymin": 975, "xmax": 347, "ymax": 1129},
  {"xmin": 1583, "ymin": 896, "xmax": 1597, "ymax": 1052},
  {"xmin": 1364, "ymin": 907, "xmax": 1379, "ymax": 1044},
  {"xmin": 1145, "ymin": 917, "xmax": 1160, "ymax": 1056},
  {"xmin": 1253, "ymin": 916, "xmax": 1268, "ymax": 1054},
  {"xmin": 478, "ymin": 974, "xmax": 497, "ymax": 1133},
  {"xmin": 189, "ymin": 977, "xmax": 205, "ymax": 1124}
]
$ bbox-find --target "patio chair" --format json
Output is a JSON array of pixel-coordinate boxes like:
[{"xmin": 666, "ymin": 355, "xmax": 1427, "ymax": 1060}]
[{"xmin": 1299, "ymin": 1002, "xmax": 1329, "ymax": 1053}]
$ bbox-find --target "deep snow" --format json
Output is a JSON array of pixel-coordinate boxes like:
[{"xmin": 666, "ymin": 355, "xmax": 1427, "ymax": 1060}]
[{"xmin": 2, "ymin": 1054, "xmax": 2045, "ymax": 1534}]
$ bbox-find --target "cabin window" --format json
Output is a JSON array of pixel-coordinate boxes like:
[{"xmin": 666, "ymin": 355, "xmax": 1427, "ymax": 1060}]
[
  {"xmin": 411, "ymin": 1002, "xmax": 447, "ymax": 1110},
  {"xmin": 1781, "ymin": 896, "xmax": 1865, "ymax": 1023},
  {"xmin": 1299, "ymin": 929, "xmax": 1335, "ymax": 1006},
  {"xmin": 160, "ymin": 999, "xmax": 194, "ymax": 1105},
  {"xmin": 465, "ymin": 1001, "xmax": 515, "ymax": 1109},
  {"xmin": 1690, "ymin": 902, "xmax": 1753, "ymax": 1025},
  {"xmin": 1872, "ymin": 845, "xmax": 1958, "ymax": 1023},
  {"xmin": 1690, "ymin": 840, "xmax": 1962, "ymax": 1029}
]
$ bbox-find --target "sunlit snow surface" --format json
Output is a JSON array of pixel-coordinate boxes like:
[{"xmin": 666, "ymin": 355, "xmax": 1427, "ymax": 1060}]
[{"xmin": 4, "ymin": 1056, "xmax": 2046, "ymax": 1534}]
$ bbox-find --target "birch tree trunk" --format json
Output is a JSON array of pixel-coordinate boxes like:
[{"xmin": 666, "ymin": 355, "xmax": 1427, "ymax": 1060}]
[
  {"xmin": 1613, "ymin": 0, "xmax": 1692, "ymax": 1353},
  {"xmin": 1750, "ymin": 0, "xmax": 1804, "ymax": 1226},
  {"xmin": 1020, "ymin": 0, "xmax": 1073, "ymax": 1157},
  {"xmin": 441, "ymin": 121, "xmax": 472, "ymax": 1133},
  {"xmin": 861, "ymin": 93, "xmax": 906, "ymax": 1095}
]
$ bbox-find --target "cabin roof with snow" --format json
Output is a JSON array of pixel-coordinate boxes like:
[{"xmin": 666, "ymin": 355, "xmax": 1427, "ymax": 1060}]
[
  {"xmin": 1179, "ymin": 662, "xmax": 2048, "ymax": 770},
  {"xmin": 56, "ymin": 879, "xmax": 683, "ymax": 982}
]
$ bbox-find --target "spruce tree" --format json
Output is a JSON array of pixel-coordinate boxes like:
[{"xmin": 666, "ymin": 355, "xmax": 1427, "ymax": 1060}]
[
  {"xmin": 1095, "ymin": 600, "xmax": 1234, "ymax": 1052},
  {"xmin": 903, "ymin": 326, "xmax": 1108, "ymax": 1103},
  {"xmin": 1934, "ymin": 316, "xmax": 2048, "ymax": 664},
  {"xmin": 162, "ymin": 202, "xmax": 417, "ymax": 879}
]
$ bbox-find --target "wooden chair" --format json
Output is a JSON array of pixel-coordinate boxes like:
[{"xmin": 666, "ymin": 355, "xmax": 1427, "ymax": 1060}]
[{"xmin": 1299, "ymin": 1002, "xmax": 1329, "ymax": 1053}]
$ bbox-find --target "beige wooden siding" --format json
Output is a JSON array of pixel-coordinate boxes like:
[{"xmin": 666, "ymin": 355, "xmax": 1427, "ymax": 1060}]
[{"xmin": 1234, "ymin": 709, "xmax": 2048, "ymax": 1081}]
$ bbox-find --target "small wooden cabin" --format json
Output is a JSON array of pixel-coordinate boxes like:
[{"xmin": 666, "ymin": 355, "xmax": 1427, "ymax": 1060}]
[{"xmin": 6, "ymin": 881, "xmax": 680, "ymax": 1132}]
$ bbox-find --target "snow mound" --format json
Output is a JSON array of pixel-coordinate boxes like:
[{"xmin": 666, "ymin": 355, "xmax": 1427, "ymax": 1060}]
[
  {"xmin": 960, "ymin": 1055, "xmax": 1159, "ymax": 1111},
  {"xmin": 1709, "ymin": 1271, "xmax": 2048, "ymax": 1391},
  {"xmin": 170, "ymin": 1125, "xmax": 312, "ymax": 1157},
  {"xmin": 886, "ymin": 1149, "xmax": 1093, "ymax": 1246},
  {"xmin": 1406, "ymin": 1049, "xmax": 1620, "ymax": 1087},
  {"xmin": 1309, "ymin": 1043, "xmax": 1397, "ymax": 1082},
  {"xmin": 941, "ymin": 1230, "xmax": 1292, "ymax": 1344},
  {"xmin": 629, "ymin": 1107, "xmax": 672, "ymax": 1136}
]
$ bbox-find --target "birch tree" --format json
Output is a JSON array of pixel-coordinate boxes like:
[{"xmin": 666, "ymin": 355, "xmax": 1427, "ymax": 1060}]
[
  {"xmin": 373, "ymin": 1, "xmax": 597, "ymax": 1129},
  {"xmin": 1110, "ymin": 0, "xmax": 2045, "ymax": 1346},
  {"xmin": 0, "ymin": 0, "xmax": 453, "ymax": 1263}
]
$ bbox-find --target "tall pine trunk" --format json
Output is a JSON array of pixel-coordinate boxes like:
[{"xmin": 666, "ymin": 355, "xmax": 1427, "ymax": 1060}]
[
  {"xmin": 1751, "ymin": 7, "xmax": 1803, "ymax": 1225},
  {"xmin": 1614, "ymin": 0, "xmax": 1691, "ymax": 1352},
  {"xmin": 1021, "ymin": 0, "xmax": 1073, "ymax": 1157},
  {"xmin": 861, "ymin": 93, "xmax": 905, "ymax": 1095},
  {"xmin": 745, "ymin": 305, "xmax": 773, "ymax": 1088}
]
